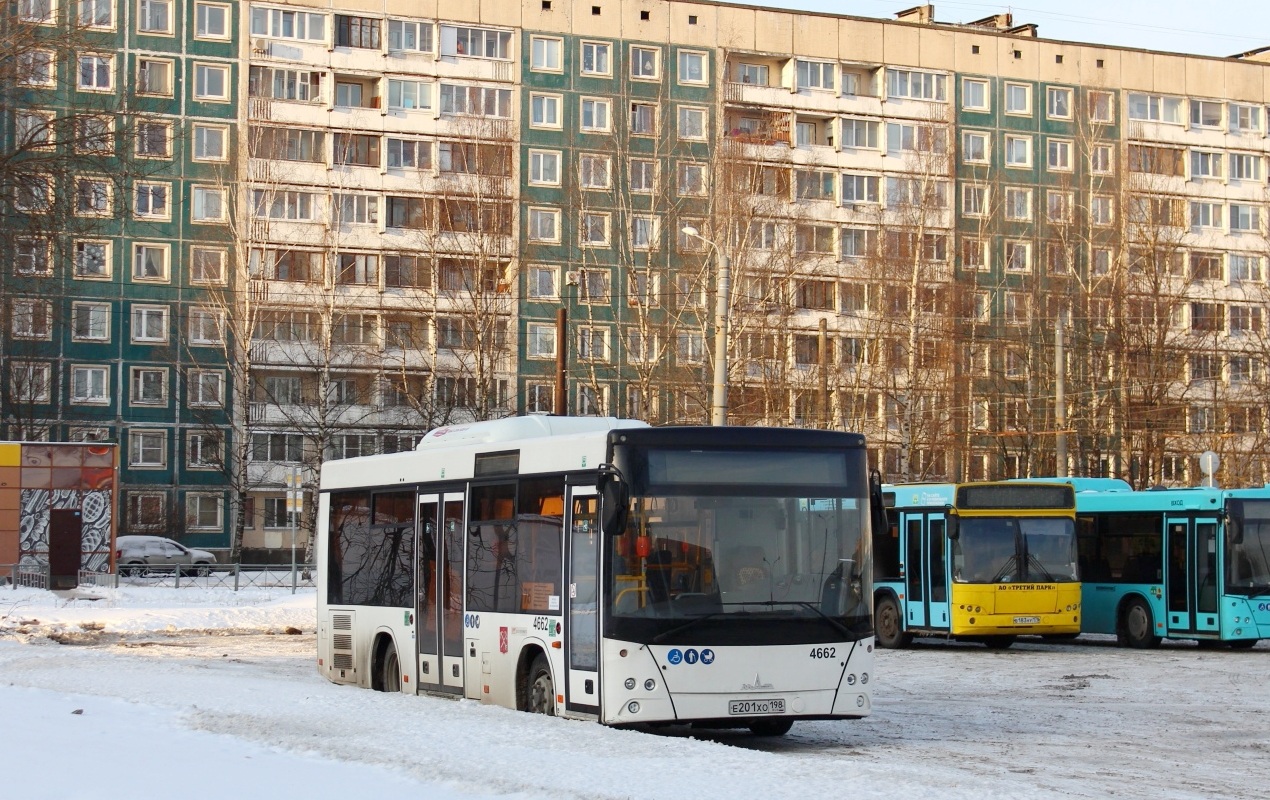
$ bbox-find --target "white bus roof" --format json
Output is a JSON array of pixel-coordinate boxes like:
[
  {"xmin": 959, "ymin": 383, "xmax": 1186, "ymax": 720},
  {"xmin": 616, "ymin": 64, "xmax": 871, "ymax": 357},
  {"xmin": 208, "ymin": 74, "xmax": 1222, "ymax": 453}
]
[{"xmin": 320, "ymin": 416, "xmax": 649, "ymax": 491}]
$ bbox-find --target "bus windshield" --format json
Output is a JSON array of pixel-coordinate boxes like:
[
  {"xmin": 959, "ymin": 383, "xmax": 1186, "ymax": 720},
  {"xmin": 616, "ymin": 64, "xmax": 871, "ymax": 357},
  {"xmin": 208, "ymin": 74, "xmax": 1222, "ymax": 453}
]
[
  {"xmin": 607, "ymin": 493, "xmax": 871, "ymax": 644},
  {"xmin": 952, "ymin": 517, "xmax": 1077, "ymax": 583},
  {"xmin": 1228, "ymin": 500, "xmax": 1270, "ymax": 596}
]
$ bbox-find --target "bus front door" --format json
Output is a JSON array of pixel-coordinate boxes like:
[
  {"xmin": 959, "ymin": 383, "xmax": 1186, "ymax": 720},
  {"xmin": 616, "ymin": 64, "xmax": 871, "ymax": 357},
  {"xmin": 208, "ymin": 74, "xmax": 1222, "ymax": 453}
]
[
  {"xmin": 904, "ymin": 514, "xmax": 926, "ymax": 629},
  {"xmin": 416, "ymin": 491, "xmax": 466, "ymax": 694},
  {"xmin": 1165, "ymin": 517, "xmax": 1221, "ymax": 637},
  {"xmin": 564, "ymin": 486, "xmax": 600, "ymax": 716}
]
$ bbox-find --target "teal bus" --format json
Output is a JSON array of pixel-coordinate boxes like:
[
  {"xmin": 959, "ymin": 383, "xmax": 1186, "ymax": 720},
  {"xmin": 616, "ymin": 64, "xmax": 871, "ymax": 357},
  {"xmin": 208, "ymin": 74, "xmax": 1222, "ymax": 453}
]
[
  {"xmin": 1059, "ymin": 479, "xmax": 1270, "ymax": 648},
  {"xmin": 874, "ymin": 482, "xmax": 1081, "ymax": 649}
]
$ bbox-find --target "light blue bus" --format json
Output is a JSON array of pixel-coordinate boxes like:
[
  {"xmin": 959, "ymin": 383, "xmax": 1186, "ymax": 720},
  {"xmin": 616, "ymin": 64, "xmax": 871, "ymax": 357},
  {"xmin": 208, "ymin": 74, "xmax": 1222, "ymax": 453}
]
[{"xmin": 1055, "ymin": 479, "xmax": 1270, "ymax": 648}]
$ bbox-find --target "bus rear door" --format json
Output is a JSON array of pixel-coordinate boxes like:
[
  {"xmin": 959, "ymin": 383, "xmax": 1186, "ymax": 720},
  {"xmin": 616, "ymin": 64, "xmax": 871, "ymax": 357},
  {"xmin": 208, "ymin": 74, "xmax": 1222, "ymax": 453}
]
[
  {"xmin": 1165, "ymin": 517, "xmax": 1221, "ymax": 637},
  {"xmin": 416, "ymin": 490, "xmax": 466, "ymax": 694},
  {"xmin": 903, "ymin": 512, "xmax": 950, "ymax": 632}
]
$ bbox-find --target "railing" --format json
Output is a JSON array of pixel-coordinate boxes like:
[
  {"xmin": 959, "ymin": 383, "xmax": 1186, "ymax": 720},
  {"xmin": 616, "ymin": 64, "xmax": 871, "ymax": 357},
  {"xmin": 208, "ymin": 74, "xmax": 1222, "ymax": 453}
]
[
  {"xmin": 110, "ymin": 564, "xmax": 317, "ymax": 593},
  {"xmin": 1, "ymin": 564, "xmax": 50, "ymax": 590},
  {"xmin": 3, "ymin": 564, "xmax": 315, "ymax": 593}
]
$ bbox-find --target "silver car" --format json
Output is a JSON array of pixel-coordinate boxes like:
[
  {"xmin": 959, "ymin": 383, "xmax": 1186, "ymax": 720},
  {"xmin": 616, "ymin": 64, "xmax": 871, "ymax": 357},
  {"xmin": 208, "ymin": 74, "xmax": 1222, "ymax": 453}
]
[{"xmin": 116, "ymin": 535, "xmax": 217, "ymax": 576}]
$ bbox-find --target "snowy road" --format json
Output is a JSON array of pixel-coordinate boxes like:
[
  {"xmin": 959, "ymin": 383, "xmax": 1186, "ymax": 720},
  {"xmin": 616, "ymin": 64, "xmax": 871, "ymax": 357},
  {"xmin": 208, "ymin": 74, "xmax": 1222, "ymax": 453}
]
[{"xmin": 1, "ymin": 589, "xmax": 1267, "ymax": 799}]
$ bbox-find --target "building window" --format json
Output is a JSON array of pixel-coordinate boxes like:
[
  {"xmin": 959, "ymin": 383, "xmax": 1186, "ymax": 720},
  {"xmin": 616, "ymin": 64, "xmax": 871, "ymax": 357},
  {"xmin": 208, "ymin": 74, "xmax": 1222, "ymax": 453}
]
[
  {"xmin": 128, "ymin": 492, "xmax": 166, "ymax": 529},
  {"xmin": 678, "ymin": 50, "xmax": 706, "ymax": 84},
  {"xmin": 580, "ymin": 212, "xmax": 610, "ymax": 246},
  {"xmin": 131, "ymin": 367, "xmax": 167, "ymax": 405},
  {"xmin": 886, "ymin": 68, "xmax": 945, "ymax": 101},
  {"xmin": 386, "ymin": 138, "xmax": 430, "ymax": 170},
  {"xmin": 20, "ymin": 0, "xmax": 55, "ymax": 22},
  {"xmin": 1230, "ymin": 254, "xmax": 1263, "ymax": 282},
  {"xmin": 192, "ymin": 187, "xmax": 226, "ymax": 222},
  {"xmin": 526, "ymin": 265, "xmax": 558, "ymax": 299},
  {"xmin": 1091, "ymin": 195, "xmax": 1114, "ymax": 226},
  {"xmin": 387, "ymin": 79, "xmax": 432, "ymax": 111},
  {"xmin": 1046, "ymin": 191, "xmax": 1073, "ymax": 223},
  {"xmin": 678, "ymin": 162, "xmax": 707, "ymax": 196},
  {"xmin": 131, "ymin": 305, "xmax": 169, "ymax": 343},
  {"xmin": 195, "ymin": 3, "xmax": 229, "ymax": 39},
  {"xmin": 335, "ymin": 14, "xmax": 381, "ymax": 48},
  {"xmin": 187, "ymin": 434, "xmax": 222, "ymax": 469},
  {"xmin": 134, "ymin": 182, "xmax": 169, "ymax": 219},
  {"xmin": 251, "ymin": 433, "xmax": 303, "ymax": 463},
  {"xmin": 530, "ymin": 36, "xmax": 561, "ymax": 71},
  {"xmin": 136, "ymin": 121, "xmax": 171, "ymax": 157},
  {"xmin": 580, "ymin": 40, "xmax": 611, "ymax": 75},
  {"xmin": 1005, "ymin": 241, "xmax": 1031, "ymax": 272},
  {"xmin": 389, "ymin": 19, "xmax": 432, "ymax": 51},
  {"xmin": 138, "ymin": 0, "xmax": 171, "ymax": 33},
  {"xmin": 630, "ymin": 159, "xmax": 655, "ymax": 193},
  {"xmin": 526, "ymin": 323, "xmax": 556, "ymax": 359},
  {"xmin": 630, "ymin": 216, "xmax": 657, "ymax": 250},
  {"xmin": 630, "ymin": 103, "xmax": 656, "ymax": 136},
  {"xmin": 579, "ymin": 154, "xmax": 611, "ymax": 189},
  {"xmin": 250, "ymin": 7, "xmax": 326, "ymax": 40},
  {"xmin": 189, "ymin": 308, "xmax": 224, "ymax": 345},
  {"xmin": 1004, "ymin": 135, "xmax": 1031, "ymax": 167},
  {"xmin": 678, "ymin": 106, "xmax": 707, "ymax": 140},
  {"xmin": 69, "ymin": 365, "xmax": 109, "ymax": 404},
  {"xmin": 580, "ymin": 97, "xmax": 610, "ymax": 131},
  {"xmin": 1190, "ymin": 99, "xmax": 1223, "ymax": 129},
  {"xmin": 72, "ymin": 302, "xmax": 110, "ymax": 341},
  {"xmin": 580, "ymin": 269, "xmax": 611, "ymax": 304},
  {"xmin": 137, "ymin": 58, "xmax": 172, "ymax": 95},
  {"xmin": 441, "ymin": 24, "xmax": 511, "ymax": 59},
  {"xmin": 189, "ymin": 370, "xmax": 225, "ymax": 406},
  {"xmin": 527, "ymin": 207, "xmax": 559, "ymax": 242},
  {"xmin": 1005, "ymin": 187, "xmax": 1031, "ymax": 220},
  {"xmin": 1128, "ymin": 93, "xmax": 1183, "ymax": 123},
  {"xmin": 529, "ymin": 93, "xmax": 561, "ymax": 127},
  {"xmin": 676, "ymin": 332, "xmax": 705, "ymax": 364},
  {"xmin": 75, "ymin": 178, "xmax": 111, "ymax": 216},
  {"xmin": 13, "ymin": 300, "xmax": 52, "ymax": 339},
  {"xmin": 962, "ymin": 131, "xmax": 989, "ymax": 163},
  {"xmin": 194, "ymin": 63, "xmax": 229, "ymax": 100},
  {"xmin": 1230, "ymin": 153, "xmax": 1262, "ymax": 181},
  {"xmin": 132, "ymin": 244, "xmax": 169, "ymax": 283},
  {"xmin": 1046, "ymin": 87, "xmax": 1072, "ymax": 119},
  {"xmin": 186, "ymin": 494, "xmax": 223, "ymax": 530},
  {"xmin": 75, "ymin": 115, "xmax": 113, "ymax": 154},
  {"xmin": 1004, "ymin": 82, "xmax": 1030, "ymax": 114},
  {"xmin": 1088, "ymin": 90, "xmax": 1114, "ymax": 123},
  {"xmin": 129, "ymin": 430, "xmax": 167, "ymax": 468},
  {"xmin": 528, "ymin": 150, "xmax": 561, "ymax": 185},
  {"xmin": 74, "ymin": 240, "xmax": 111, "ymax": 278},
  {"xmin": 1230, "ymin": 204, "xmax": 1261, "ymax": 232},
  {"xmin": 962, "ymin": 78, "xmax": 988, "ymax": 111},
  {"xmin": 1047, "ymin": 138, "xmax": 1072, "ymax": 171},
  {"xmin": 631, "ymin": 46, "xmax": 659, "ymax": 79},
  {"xmin": 190, "ymin": 248, "xmax": 226, "ymax": 284},
  {"xmin": 735, "ymin": 63, "xmax": 768, "ymax": 85},
  {"xmin": 842, "ymin": 173, "xmax": 880, "ymax": 204},
  {"xmin": 1230, "ymin": 103, "xmax": 1261, "ymax": 133},
  {"xmin": 192, "ymin": 125, "xmax": 227, "ymax": 161}
]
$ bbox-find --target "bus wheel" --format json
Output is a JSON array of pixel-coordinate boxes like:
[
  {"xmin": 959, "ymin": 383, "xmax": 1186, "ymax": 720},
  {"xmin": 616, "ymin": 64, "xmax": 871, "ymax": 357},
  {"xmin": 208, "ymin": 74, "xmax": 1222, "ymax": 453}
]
[
  {"xmin": 1118, "ymin": 598, "xmax": 1161, "ymax": 649},
  {"xmin": 379, "ymin": 640, "xmax": 401, "ymax": 693},
  {"xmin": 983, "ymin": 636, "xmax": 1016, "ymax": 650},
  {"xmin": 1229, "ymin": 639, "xmax": 1259, "ymax": 650},
  {"xmin": 749, "ymin": 719, "xmax": 794, "ymax": 736},
  {"xmin": 875, "ymin": 596, "xmax": 912, "ymax": 649},
  {"xmin": 526, "ymin": 654, "xmax": 555, "ymax": 716}
]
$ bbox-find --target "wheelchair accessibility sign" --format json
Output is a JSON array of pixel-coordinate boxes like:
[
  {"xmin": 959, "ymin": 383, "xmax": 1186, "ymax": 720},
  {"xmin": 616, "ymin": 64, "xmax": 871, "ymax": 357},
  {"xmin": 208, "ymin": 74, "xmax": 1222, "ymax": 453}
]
[{"xmin": 666, "ymin": 648, "xmax": 715, "ymax": 666}]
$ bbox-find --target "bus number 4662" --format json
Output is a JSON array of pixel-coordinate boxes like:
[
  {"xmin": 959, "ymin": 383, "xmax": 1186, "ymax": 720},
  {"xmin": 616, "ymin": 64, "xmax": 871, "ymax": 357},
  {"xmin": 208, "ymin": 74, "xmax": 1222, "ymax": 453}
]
[{"xmin": 809, "ymin": 647, "xmax": 836, "ymax": 659}]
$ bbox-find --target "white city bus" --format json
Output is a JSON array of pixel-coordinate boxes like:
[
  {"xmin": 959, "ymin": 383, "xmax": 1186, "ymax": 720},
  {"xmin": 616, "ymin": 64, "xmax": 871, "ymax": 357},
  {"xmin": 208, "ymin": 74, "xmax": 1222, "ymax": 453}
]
[{"xmin": 317, "ymin": 416, "xmax": 877, "ymax": 735}]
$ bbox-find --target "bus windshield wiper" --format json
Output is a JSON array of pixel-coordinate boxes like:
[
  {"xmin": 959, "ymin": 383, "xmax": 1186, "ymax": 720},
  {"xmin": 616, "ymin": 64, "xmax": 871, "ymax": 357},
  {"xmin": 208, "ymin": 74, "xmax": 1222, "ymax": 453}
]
[
  {"xmin": 990, "ymin": 555, "xmax": 1018, "ymax": 583},
  {"xmin": 649, "ymin": 611, "xmax": 728, "ymax": 644},
  {"xmin": 1025, "ymin": 553, "xmax": 1055, "ymax": 582}
]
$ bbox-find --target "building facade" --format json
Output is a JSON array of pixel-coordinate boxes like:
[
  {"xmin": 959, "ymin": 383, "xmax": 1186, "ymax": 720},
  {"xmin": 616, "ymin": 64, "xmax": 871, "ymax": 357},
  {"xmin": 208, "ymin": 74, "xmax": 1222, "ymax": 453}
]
[{"xmin": 5, "ymin": 0, "xmax": 1270, "ymax": 556}]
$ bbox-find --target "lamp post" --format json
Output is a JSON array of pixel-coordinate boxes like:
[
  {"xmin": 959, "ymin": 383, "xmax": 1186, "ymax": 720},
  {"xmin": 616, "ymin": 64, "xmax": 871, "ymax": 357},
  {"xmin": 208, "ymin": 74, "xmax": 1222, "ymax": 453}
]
[{"xmin": 681, "ymin": 226, "xmax": 730, "ymax": 426}]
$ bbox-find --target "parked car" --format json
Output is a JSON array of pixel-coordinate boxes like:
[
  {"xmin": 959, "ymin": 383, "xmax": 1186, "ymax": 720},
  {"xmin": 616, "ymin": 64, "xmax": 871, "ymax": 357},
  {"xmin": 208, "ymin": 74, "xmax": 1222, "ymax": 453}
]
[{"xmin": 116, "ymin": 535, "xmax": 217, "ymax": 576}]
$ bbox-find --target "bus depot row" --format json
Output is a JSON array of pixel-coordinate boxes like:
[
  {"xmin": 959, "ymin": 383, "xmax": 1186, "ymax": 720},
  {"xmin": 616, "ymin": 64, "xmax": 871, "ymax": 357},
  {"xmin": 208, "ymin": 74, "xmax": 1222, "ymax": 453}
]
[{"xmin": 875, "ymin": 478, "xmax": 1270, "ymax": 650}]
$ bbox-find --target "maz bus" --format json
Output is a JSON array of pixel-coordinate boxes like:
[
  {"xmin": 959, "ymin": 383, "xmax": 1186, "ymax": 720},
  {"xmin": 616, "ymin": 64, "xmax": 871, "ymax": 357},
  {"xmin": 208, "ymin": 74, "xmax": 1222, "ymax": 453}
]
[
  {"xmin": 1059, "ymin": 478, "xmax": 1270, "ymax": 648},
  {"xmin": 874, "ymin": 482, "xmax": 1081, "ymax": 648},
  {"xmin": 317, "ymin": 416, "xmax": 879, "ymax": 736}
]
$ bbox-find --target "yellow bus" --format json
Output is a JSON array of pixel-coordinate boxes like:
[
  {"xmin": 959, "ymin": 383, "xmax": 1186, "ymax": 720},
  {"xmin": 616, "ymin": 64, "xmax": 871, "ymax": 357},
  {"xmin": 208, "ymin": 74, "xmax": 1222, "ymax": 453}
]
[{"xmin": 874, "ymin": 482, "xmax": 1081, "ymax": 649}]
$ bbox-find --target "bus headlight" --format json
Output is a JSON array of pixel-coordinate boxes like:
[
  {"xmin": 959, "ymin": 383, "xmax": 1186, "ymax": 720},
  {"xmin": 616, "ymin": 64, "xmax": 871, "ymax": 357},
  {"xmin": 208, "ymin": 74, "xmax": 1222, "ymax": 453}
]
[
  {"xmin": 846, "ymin": 673, "xmax": 856, "ymax": 685},
  {"xmin": 860, "ymin": 672, "xmax": 869, "ymax": 685},
  {"xmin": 625, "ymin": 678, "xmax": 636, "ymax": 690},
  {"xmin": 627, "ymin": 701, "xmax": 640, "ymax": 714},
  {"xmin": 644, "ymin": 679, "xmax": 656, "ymax": 691}
]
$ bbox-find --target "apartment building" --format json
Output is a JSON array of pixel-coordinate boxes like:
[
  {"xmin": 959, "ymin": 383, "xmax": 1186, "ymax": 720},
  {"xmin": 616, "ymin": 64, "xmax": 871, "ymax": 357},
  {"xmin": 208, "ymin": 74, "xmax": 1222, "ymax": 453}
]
[
  {"xmin": 6, "ymin": 0, "xmax": 1270, "ymax": 556},
  {"xmin": 2, "ymin": 0, "xmax": 237, "ymax": 551}
]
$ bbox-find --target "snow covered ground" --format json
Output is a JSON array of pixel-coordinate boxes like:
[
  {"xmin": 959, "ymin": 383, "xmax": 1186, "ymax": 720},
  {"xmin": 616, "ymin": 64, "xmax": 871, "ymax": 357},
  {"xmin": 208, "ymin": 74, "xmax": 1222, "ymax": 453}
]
[{"xmin": 1, "ymin": 586, "xmax": 1267, "ymax": 800}]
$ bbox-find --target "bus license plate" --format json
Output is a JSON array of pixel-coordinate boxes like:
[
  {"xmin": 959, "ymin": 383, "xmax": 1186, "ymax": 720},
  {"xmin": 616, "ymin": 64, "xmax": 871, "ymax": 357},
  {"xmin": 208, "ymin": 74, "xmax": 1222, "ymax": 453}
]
[
  {"xmin": 1013, "ymin": 616, "xmax": 1041, "ymax": 624},
  {"xmin": 729, "ymin": 699, "xmax": 785, "ymax": 716}
]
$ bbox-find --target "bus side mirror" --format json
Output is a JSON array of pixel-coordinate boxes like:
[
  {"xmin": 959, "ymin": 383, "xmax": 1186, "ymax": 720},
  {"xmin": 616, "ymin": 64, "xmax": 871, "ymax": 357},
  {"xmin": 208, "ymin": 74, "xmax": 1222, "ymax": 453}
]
[
  {"xmin": 1226, "ymin": 501, "xmax": 1244, "ymax": 545},
  {"xmin": 946, "ymin": 512, "xmax": 960, "ymax": 541},
  {"xmin": 597, "ymin": 464, "xmax": 629, "ymax": 536}
]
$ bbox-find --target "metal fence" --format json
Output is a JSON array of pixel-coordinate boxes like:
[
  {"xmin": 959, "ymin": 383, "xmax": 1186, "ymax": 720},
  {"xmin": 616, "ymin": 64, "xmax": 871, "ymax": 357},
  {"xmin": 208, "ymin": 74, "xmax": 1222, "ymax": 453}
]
[
  {"xmin": 3, "ymin": 564, "xmax": 314, "ymax": 593},
  {"xmin": 1, "ymin": 564, "xmax": 51, "ymax": 591}
]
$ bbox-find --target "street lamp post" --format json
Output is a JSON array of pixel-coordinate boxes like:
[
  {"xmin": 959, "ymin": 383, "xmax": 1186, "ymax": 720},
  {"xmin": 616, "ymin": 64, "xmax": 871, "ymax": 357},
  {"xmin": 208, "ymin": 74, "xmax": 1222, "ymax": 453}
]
[{"xmin": 681, "ymin": 226, "xmax": 730, "ymax": 426}]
